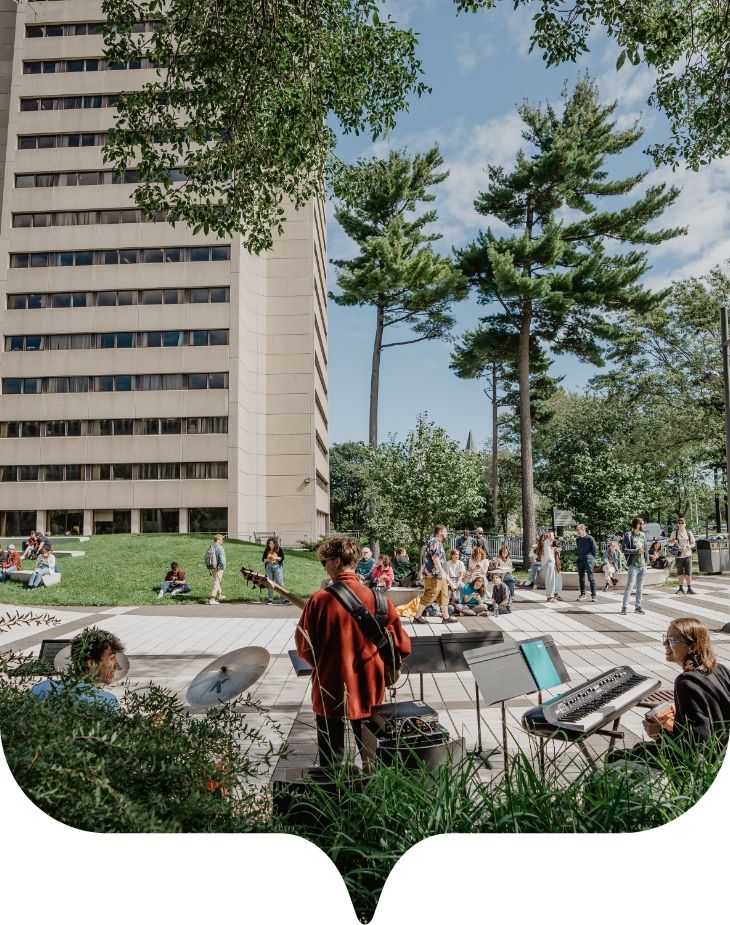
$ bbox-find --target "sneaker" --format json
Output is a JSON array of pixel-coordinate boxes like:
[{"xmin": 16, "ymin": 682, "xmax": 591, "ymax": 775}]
[
  {"xmin": 611, "ymin": 578, "xmax": 619, "ymax": 587},
  {"xmin": 635, "ymin": 606, "xmax": 645, "ymax": 614},
  {"xmin": 459, "ymin": 607, "xmax": 476, "ymax": 616},
  {"xmin": 157, "ymin": 590, "xmax": 164, "ymax": 599},
  {"xmin": 413, "ymin": 615, "xmax": 428, "ymax": 625},
  {"xmin": 577, "ymin": 594, "xmax": 586, "ymax": 602},
  {"xmin": 218, "ymin": 595, "xmax": 226, "ymax": 600},
  {"xmin": 620, "ymin": 608, "xmax": 627, "ymax": 615},
  {"xmin": 266, "ymin": 600, "xmax": 273, "ymax": 605},
  {"xmin": 442, "ymin": 616, "xmax": 459, "ymax": 624},
  {"xmin": 171, "ymin": 588, "xmax": 180, "ymax": 596},
  {"xmin": 675, "ymin": 587, "xmax": 685, "ymax": 595},
  {"xmin": 686, "ymin": 587, "xmax": 696, "ymax": 595},
  {"xmin": 590, "ymin": 596, "xmax": 597, "ymax": 603},
  {"xmin": 208, "ymin": 599, "xmax": 220, "ymax": 606},
  {"xmin": 525, "ymin": 582, "xmax": 534, "ymax": 589}
]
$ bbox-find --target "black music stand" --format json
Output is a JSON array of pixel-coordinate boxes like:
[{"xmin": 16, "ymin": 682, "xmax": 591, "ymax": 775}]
[{"xmin": 465, "ymin": 635, "xmax": 570, "ymax": 772}]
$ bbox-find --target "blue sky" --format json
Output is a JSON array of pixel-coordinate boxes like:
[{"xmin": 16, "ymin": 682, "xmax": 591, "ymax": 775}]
[{"xmin": 326, "ymin": 0, "xmax": 730, "ymax": 447}]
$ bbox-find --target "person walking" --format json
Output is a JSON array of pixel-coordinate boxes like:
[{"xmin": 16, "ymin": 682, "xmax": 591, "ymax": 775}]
[
  {"xmin": 413, "ymin": 524, "xmax": 458, "ymax": 625},
  {"xmin": 262, "ymin": 536, "xmax": 286, "ymax": 603},
  {"xmin": 620, "ymin": 517, "xmax": 647, "ymax": 615},
  {"xmin": 668, "ymin": 517, "xmax": 697, "ymax": 595},
  {"xmin": 575, "ymin": 523, "xmax": 598, "ymax": 602},
  {"xmin": 538, "ymin": 532, "xmax": 560, "ymax": 602},
  {"xmin": 206, "ymin": 533, "xmax": 226, "ymax": 605}
]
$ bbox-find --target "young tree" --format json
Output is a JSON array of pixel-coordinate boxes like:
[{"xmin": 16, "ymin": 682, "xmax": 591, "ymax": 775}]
[
  {"xmin": 451, "ymin": 322, "xmax": 559, "ymax": 530},
  {"xmin": 456, "ymin": 79, "xmax": 683, "ymax": 564},
  {"xmin": 332, "ymin": 147, "xmax": 468, "ymax": 448},
  {"xmin": 101, "ymin": 1, "xmax": 427, "ymax": 250},
  {"xmin": 366, "ymin": 416, "xmax": 485, "ymax": 551},
  {"xmin": 455, "ymin": 0, "xmax": 730, "ymax": 168},
  {"xmin": 329, "ymin": 441, "xmax": 372, "ymax": 532}
]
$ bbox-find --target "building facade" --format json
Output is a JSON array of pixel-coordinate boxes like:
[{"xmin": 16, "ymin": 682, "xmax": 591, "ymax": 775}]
[{"xmin": 0, "ymin": 0, "xmax": 330, "ymax": 545}]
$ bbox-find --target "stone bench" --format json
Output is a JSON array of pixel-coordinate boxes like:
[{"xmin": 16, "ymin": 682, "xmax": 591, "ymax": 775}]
[
  {"xmin": 536, "ymin": 567, "xmax": 670, "ymax": 591},
  {"xmin": 385, "ymin": 586, "xmax": 424, "ymax": 607},
  {"xmin": 7, "ymin": 570, "xmax": 62, "ymax": 587},
  {"xmin": 53, "ymin": 549, "xmax": 85, "ymax": 558}
]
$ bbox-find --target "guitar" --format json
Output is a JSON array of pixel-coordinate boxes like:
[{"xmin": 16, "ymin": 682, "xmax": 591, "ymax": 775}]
[{"xmin": 240, "ymin": 567, "xmax": 308, "ymax": 609}]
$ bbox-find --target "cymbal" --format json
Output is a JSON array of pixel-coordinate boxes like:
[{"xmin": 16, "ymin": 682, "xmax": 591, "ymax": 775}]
[
  {"xmin": 53, "ymin": 645, "xmax": 130, "ymax": 681},
  {"xmin": 186, "ymin": 646, "xmax": 270, "ymax": 707}
]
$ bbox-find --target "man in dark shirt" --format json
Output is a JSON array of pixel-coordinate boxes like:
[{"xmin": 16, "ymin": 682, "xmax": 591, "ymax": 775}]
[{"xmin": 575, "ymin": 523, "xmax": 598, "ymax": 602}]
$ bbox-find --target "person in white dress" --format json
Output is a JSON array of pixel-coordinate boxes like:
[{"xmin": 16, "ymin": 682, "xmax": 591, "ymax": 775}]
[{"xmin": 537, "ymin": 531, "xmax": 560, "ymax": 602}]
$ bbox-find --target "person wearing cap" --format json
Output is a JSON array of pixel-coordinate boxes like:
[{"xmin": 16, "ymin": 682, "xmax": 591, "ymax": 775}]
[
  {"xmin": 27, "ymin": 546, "xmax": 56, "ymax": 589},
  {"xmin": 0, "ymin": 543, "xmax": 21, "ymax": 581}
]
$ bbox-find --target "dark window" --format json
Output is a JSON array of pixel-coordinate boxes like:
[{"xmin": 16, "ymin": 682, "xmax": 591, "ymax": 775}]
[
  {"xmin": 51, "ymin": 293, "xmax": 72, "ymax": 308},
  {"xmin": 67, "ymin": 420, "xmax": 82, "ymax": 437},
  {"xmin": 116, "ymin": 332, "xmax": 134, "ymax": 348},
  {"xmin": 81, "ymin": 134, "xmax": 96, "ymax": 146},
  {"xmin": 96, "ymin": 376, "xmax": 114, "ymax": 392},
  {"xmin": 75, "ymin": 252, "xmax": 93, "ymax": 266},
  {"xmin": 112, "ymin": 464, "xmax": 133, "ymax": 480},
  {"xmin": 164, "ymin": 248, "xmax": 181, "ymax": 262},
  {"xmin": 119, "ymin": 250, "xmax": 138, "ymax": 264},
  {"xmin": 212, "ymin": 246, "xmax": 230, "ymax": 261},
  {"xmin": 160, "ymin": 418, "xmax": 181, "ymax": 435},
  {"xmin": 72, "ymin": 292, "xmax": 87, "ymax": 307},
  {"xmin": 97, "ymin": 292, "xmax": 116, "ymax": 307},
  {"xmin": 18, "ymin": 466, "xmax": 39, "ymax": 481},
  {"xmin": 46, "ymin": 25, "xmax": 63, "ymax": 37},
  {"xmin": 114, "ymin": 376, "xmax": 133, "ymax": 392},
  {"xmin": 85, "ymin": 59, "xmax": 99, "ymax": 72},
  {"xmin": 208, "ymin": 373, "xmax": 227, "ymax": 389},
  {"xmin": 18, "ymin": 137, "xmax": 37, "ymax": 150},
  {"xmin": 190, "ymin": 247, "xmax": 209, "ymax": 262},
  {"xmin": 143, "ymin": 248, "xmax": 163, "ymax": 263},
  {"xmin": 190, "ymin": 330, "xmax": 208, "ymax": 347},
  {"xmin": 209, "ymin": 330, "xmax": 229, "ymax": 346},
  {"xmin": 15, "ymin": 175, "xmax": 35, "ymax": 189},
  {"xmin": 163, "ymin": 289, "xmax": 179, "ymax": 304},
  {"xmin": 8, "ymin": 295, "xmax": 26, "ymax": 309},
  {"xmin": 30, "ymin": 253, "xmax": 49, "ymax": 268},
  {"xmin": 0, "ymin": 467, "xmax": 17, "ymax": 482},
  {"xmin": 20, "ymin": 99, "xmax": 39, "ymax": 112},
  {"xmin": 114, "ymin": 419, "xmax": 134, "ymax": 436},
  {"xmin": 162, "ymin": 331, "xmax": 182, "ymax": 347},
  {"xmin": 137, "ymin": 419, "xmax": 159, "ymax": 435},
  {"xmin": 190, "ymin": 288, "xmax": 209, "ymax": 303},
  {"xmin": 46, "ymin": 421, "xmax": 66, "ymax": 437},
  {"xmin": 67, "ymin": 59, "xmax": 84, "ymax": 73},
  {"xmin": 26, "ymin": 25, "xmax": 43, "ymax": 37},
  {"xmin": 44, "ymin": 466, "xmax": 65, "ymax": 482},
  {"xmin": 144, "ymin": 331, "xmax": 162, "ymax": 347},
  {"xmin": 78, "ymin": 172, "xmax": 98, "ymax": 186},
  {"xmin": 83, "ymin": 95, "xmax": 102, "ymax": 109},
  {"xmin": 9, "ymin": 336, "xmax": 24, "ymax": 351},
  {"xmin": 189, "ymin": 507, "xmax": 228, "ymax": 533},
  {"xmin": 24, "ymin": 62, "xmax": 42, "ymax": 75},
  {"xmin": 188, "ymin": 373, "xmax": 207, "ymax": 390},
  {"xmin": 65, "ymin": 465, "xmax": 83, "ymax": 481},
  {"xmin": 117, "ymin": 291, "xmax": 136, "ymax": 305},
  {"xmin": 23, "ymin": 379, "xmax": 41, "ymax": 395},
  {"xmin": 11, "ymin": 255, "xmax": 29, "ymax": 268},
  {"xmin": 91, "ymin": 464, "xmax": 111, "ymax": 480},
  {"xmin": 99, "ymin": 333, "xmax": 115, "ymax": 349},
  {"xmin": 67, "ymin": 135, "xmax": 81, "ymax": 147},
  {"xmin": 139, "ymin": 463, "xmax": 158, "ymax": 479},
  {"xmin": 141, "ymin": 290, "xmax": 162, "ymax": 304},
  {"xmin": 28, "ymin": 294, "xmax": 44, "ymax": 309},
  {"xmin": 3, "ymin": 379, "xmax": 22, "ymax": 394},
  {"xmin": 96, "ymin": 421, "xmax": 113, "ymax": 437},
  {"xmin": 57, "ymin": 253, "xmax": 74, "ymax": 268},
  {"xmin": 22, "ymin": 421, "xmax": 41, "ymax": 438},
  {"xmin": 26, "ymin": 335, "xmax": 42, "ymax": 351},
  {"xmin": 13, "ymin": 214, "xmax": 32, "ymax": 228},
  {"xmin": 210, "ymin": 287, "xmax": 228, "ymax": 302}
]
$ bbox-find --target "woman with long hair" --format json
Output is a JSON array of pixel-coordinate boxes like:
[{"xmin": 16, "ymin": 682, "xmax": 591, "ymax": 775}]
[
  {"xmin": 467, "ymin": 545, "xmax": 490, "ymax": 583},
  {"xmin": 261, "ymin": 535, "xmax": 286, "ymax": 604},
  {"xmin": 537, "ymin": 532, "xmax": 560, "ymax": 602},
  {"xmin": 490, "ymin": 545, "xmax": 517, "ymax": 599}
]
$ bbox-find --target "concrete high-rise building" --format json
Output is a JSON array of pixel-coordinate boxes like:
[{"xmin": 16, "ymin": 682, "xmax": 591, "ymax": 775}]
[{"xmin": 0, "ymin": 1, "xmax": 330, "ymax": 544}]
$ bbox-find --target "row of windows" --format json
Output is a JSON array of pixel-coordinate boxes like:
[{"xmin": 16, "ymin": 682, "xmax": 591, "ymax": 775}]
[
  {"xmin": 0, "ymin": 462, "xmax": 228, "ymax": 482},
  {"xmin": 18, "ymin": 133, "xmax": 107, "ymax": 149},
  {"xmin": 2, "ymin": 373, "xmax": 229, "ymax": 395},
  {"xmin": 21, "ymin": 94, "xmax": 122, "ymax": 111},
  {"xmin": 7, "ymin": 288, "xmax": 230, "ymax": 309},
  {"xmin": 15, "ymin": 169, "xmax": 186, "ymax": 188},
  {"xmin": 0, "ymin": 417, "xmax": 228, "ymax": 439},
  {"xmin": 6, "ymin": 329, "xmax": 229, "ymax": 351},
  {"xmin": 24, "ymin": 58, "xmax": 157, "ymax": 74},
  {"xmin": 13, "ymin": 209, "xmax": 164, "ymax": 228},
  {"xmin": 10, "ymin": 246, "xmax": 231, "ymax": 268},
  {"xmin": 25, "ymin": 21, "xmax": 159, "ymax": 38}
]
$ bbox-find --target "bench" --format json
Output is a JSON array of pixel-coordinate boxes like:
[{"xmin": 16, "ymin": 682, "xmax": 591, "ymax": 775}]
[
  {"xmin": 385, "ymin": 586, "xmax": 423, "ymax": 607},
  {"xmin": 536, "ymin": 567, "xmax": 671, "ymax": 591},
  {"xmin": 8, "ymin": 570, "xmax": 62, "ymax": 587}
]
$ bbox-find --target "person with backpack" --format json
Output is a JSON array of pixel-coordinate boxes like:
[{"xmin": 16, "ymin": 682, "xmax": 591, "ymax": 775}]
[
  {"xmin": 205, "ymin": 534, "xmax": 226, "ymax": 605},
  {"xmin": 668, "ymin": 517, "xmax": 697, "ymax": 595},
  {"xmin": 295, "ymin": 535, "xmax": 411, "ymax": 767}
]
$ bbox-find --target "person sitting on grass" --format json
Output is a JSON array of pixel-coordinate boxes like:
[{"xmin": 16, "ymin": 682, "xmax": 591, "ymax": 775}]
[
  {"xmin": 158, "ymin": 562, "xmax": 191, "ymax": 598},
  {"xmin": 489, "ymin": 572, "xmax": 512, "ymax": 614},
  {"xmin": 30, "ymin": 626, "xmax": 125, "ymax": 713},
  {"xmin": 355, "ymin": 547, "xmax": 376, "ymax": 586},
  {"xmin": 371, "ymin": 554, "xmax": 395, "ymax": 590},
  {"xmin": 0, "ymin": 544, "xmax": 21, "ymax": 582},
  {"xmin": 456, "ymin": 575, "xmax": 490, "ymax": 615},
  {"xmin": 27, "ymin": 546, "xmax": 56, "ymax": 589}
]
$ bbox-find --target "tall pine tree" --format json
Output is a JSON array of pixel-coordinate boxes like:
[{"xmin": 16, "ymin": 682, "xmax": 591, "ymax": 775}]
[
  {"xmin": 332, "ymin": 147, "xmax": 468, "ymax": 448},
  {"xmin": 457, "ymin": 79, "xmax": 684, "ymax": 564}
]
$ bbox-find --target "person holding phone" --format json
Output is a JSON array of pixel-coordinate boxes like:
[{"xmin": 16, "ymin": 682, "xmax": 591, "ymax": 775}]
[{"xmin": 619, "ymin": 517, "xmax": 647, "ymax": 615}]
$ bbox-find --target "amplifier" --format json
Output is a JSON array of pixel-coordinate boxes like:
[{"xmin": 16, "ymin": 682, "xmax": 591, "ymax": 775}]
[{"xmin": 362, "ymin": 701, "xmax": 453, "ymax": 769}]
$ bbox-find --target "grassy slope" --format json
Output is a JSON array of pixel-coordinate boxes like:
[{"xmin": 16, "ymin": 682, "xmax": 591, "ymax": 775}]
[{"xmin": 0, "ymin": 535, "xmax": 322, "ymax": 607}]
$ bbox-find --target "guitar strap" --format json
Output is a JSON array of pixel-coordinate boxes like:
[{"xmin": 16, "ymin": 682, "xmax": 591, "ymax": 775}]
[{"xmin": 325, "ymin": 581, "xmax": 394, "ymax": 661}]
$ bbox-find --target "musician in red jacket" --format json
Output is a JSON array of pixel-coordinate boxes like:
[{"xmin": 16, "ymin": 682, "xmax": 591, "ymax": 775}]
[{"xmin": 296, "ymin": 534, "xmax": 411, "ymax": 767}]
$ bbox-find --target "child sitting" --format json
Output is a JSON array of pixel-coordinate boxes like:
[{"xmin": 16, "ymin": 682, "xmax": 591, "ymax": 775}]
[
  {"xmin": 371, "ymin": 554, "xmax": 395, "ymax": 589},
  {"xmin": 158, "ymin": 562, "xmax": 191, "ymax": 598},
  {"xmin": 489, "ymin": 572, "xmax": 512, "ymax": 614}
]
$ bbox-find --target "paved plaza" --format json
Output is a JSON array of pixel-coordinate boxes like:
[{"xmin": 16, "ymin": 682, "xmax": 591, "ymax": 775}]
[{"xmin": 3, "ymin": 575, "xmax": 729, "ymax": 777}]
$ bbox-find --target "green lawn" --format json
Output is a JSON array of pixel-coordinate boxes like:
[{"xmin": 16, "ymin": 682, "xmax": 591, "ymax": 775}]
[{"xmin": 0, "ymin": 535, "xmax": 323, "ymax": 608}]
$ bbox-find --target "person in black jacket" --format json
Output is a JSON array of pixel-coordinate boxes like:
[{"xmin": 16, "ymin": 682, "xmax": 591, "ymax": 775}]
[
  {"xmin": 575, "ymin": 523, "xmax": 598, "ymax": 602},
  {"xmin": 643, "ymin": 617, "xmax": 730, "ymax": 749},
  {"xmin": 261, "ymin": 536, "xmax": 286, "ymax": 604}
]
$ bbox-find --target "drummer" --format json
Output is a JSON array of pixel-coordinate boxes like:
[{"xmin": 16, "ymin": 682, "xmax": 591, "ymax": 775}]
[{"xmin": 30, "ymin": 626, "xmax": 125, "ymax": 713}]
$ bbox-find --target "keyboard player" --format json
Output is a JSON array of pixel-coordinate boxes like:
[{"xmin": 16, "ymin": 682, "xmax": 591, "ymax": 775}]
[{"xmin": 610, "ymin": 617, "xmax": 730, "ymax": 764}]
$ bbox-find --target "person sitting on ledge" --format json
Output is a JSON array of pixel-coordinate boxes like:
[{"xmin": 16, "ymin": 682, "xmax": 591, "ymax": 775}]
[
  {"xmin": 354, "ymin": 547, "xmax": 376, "ymax": 586},
  {"xmin": 371, "ymin": 554, "xmax": 395, "ymax": 590},
  {"xmin": 0, "ymin": 544, "xmax": 21, "ymax": 582},
  {"xmin": 27, "ymin": 546, "xmax": 56, "ymax": 589},
  {"xmin": 158, "ymin": 562, "xmax": 191, "ymax": 598},
  {"xmin": 31, "ymin": 627, "xmax": 125, "ymax": 713}
]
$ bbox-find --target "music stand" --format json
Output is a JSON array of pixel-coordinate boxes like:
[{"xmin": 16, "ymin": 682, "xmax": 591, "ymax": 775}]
[{"xmin": 465, "ymin": 634, "xmax": 570, "ymax": 772}]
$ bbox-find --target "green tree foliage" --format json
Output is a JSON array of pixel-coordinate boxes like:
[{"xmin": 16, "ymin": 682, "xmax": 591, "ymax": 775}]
[
  {"xmin": 533, "ymin": 392, "xmax": 656, "ymax": 537},
  {"xmin": 592, "ymin": 266, "xmax": 728, "ymax": 470},
  {"xmin": 328, "ymin": 441, "xmax": 372, "ymax": 532},
  {"xmin": 366, "ymin": 416, "xmax": 485, "ymax": 550},
  {"xmin": 456, "ymin": 79, "xmax": 684, "ymax": 562},
  {"xmin": 455, "ymin": 0, "xmax": 730, "ymax": 167},
  {"xmin": 101, "ymin": 1, "xmax": 427, "ymax": 250},
  {"xmin": 331, "ymin": 147, "xmax": 468, "ymax": 447}
]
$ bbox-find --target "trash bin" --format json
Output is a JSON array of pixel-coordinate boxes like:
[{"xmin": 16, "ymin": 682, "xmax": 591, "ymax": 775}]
[{"xmin": 696, "ymin": 537, "xmax": 727, "ymax": 574}]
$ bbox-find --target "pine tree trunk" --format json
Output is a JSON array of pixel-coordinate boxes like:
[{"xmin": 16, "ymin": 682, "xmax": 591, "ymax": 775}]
[
  {"xmin": 369, "ymin": 300, "xmax": 385, "ymax": 558},
  {"xmin": 369, "ymin": 301, "xmax": 384, "ymax": 450},
  {"xmin": 518, "ymin": 311, "xmax": 536, "ymax": 568},
  {"xmin": 491, "ymin": 362, "xmax": 500, "ymax": 532}
]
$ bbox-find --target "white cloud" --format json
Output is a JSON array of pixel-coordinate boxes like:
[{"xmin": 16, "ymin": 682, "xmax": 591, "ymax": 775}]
[{"xmin": 454, "ymin": 31, "xmax": 496, "ymax": 74}]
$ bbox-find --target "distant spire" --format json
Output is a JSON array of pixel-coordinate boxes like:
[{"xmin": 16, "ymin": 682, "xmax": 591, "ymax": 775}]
[{"xmin": 465, "ymin": 430, "xmax": 477, "ymax": 453}]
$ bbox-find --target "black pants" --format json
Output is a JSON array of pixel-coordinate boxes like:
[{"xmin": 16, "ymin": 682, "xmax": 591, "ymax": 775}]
[
  {"xmin": 577, "ymin": 558, "xmax": 597, "ymax": 596},
  {"xmin": 316, "ymin": 714, "xmax": 364, "ymax": 767}
]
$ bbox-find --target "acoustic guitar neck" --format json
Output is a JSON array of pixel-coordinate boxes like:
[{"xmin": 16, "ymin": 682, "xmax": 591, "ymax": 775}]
[{"xmin": 240, "ymin": 567, "xmax": 308, "ymax": 610}]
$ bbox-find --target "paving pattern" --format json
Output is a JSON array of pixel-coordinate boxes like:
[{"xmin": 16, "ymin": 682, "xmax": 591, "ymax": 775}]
[{"xmin": 3, "ymin": 576, "xmax": 729, "ymax": 778}]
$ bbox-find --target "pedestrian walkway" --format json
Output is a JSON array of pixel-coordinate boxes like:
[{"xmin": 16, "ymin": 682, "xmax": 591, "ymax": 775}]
[{"xmin": 4, "ymin": 575, "xmax": 729, "ymax": 777}]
